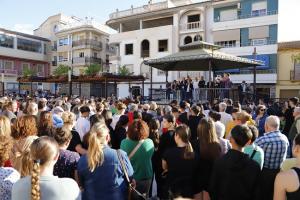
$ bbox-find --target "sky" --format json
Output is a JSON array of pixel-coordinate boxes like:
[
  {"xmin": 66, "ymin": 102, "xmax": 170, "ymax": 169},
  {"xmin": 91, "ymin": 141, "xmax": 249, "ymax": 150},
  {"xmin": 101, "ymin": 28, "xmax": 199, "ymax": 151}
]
[{"xmin": 0, "ymin": 0, "xmax": 298, "ymax": 42}]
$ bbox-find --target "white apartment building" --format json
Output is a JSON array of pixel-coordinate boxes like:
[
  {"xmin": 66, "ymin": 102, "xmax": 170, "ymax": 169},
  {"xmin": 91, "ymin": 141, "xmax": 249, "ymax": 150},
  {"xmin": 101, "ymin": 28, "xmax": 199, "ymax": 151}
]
[
  {"xmin": 34, "ymin": 13, "xmax": 114, "ymax": 96},
  {"xmin": 107, "ymin": 0, "xmax": 278, "ymax": 98}
]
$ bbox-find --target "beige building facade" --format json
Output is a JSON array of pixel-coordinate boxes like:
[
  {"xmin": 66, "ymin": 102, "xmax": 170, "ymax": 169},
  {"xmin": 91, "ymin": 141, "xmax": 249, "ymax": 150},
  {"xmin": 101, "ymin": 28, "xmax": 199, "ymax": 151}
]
[{"xmin": 276, "ymin": 41, "xmax": 300, "ymax": 98}]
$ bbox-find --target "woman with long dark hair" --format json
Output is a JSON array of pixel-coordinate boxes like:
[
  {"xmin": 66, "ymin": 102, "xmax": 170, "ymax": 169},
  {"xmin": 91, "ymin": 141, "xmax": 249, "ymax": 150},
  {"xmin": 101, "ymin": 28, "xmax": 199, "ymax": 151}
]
[
  {"xmin": 193, "ymin": 118, "xmax": 222, "ymax": 200},
  {"xmin": 113, "ymin": 115, "xmax": 129, "ymax": 149},
  {"xmin": 162, "ymin": 125, "xmax": 196, "ymax": 198}
]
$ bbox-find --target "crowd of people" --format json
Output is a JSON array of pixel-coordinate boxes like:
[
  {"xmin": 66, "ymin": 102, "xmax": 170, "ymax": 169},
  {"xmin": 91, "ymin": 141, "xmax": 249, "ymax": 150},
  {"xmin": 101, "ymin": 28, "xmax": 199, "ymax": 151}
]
[
  {"xmin": 165, "ymin": 73, "xmax": 254, "ymax": 104},
  {"xmin": 0, "ymin": 94, "xmax": 299, "ymax": 200}
]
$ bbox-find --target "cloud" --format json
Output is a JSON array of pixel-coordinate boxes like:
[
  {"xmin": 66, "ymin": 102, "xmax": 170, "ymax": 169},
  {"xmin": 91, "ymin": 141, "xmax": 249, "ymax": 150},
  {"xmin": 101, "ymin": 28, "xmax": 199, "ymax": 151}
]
[{"xmin": 13, "ymin": 24, "xmax": 34, "ymax": 34}]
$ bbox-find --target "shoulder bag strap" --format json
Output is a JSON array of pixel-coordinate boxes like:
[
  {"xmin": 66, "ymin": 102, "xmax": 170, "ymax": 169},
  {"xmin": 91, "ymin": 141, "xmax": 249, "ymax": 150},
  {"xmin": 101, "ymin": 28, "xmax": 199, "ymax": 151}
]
[
  {"xmin": 128, "ymin": 140, "xmax": 145, "ymax": 160},
  {"xmin": 116, "ymin": 150, "xmax": 131, "ymax": 184},
  {"xmin": 250, "ymin": 146, "xmax": 258, "ymax": 159}
]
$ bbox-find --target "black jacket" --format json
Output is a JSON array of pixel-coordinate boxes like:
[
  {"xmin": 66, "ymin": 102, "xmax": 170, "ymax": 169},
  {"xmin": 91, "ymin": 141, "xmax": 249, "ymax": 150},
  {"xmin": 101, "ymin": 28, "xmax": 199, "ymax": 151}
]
[
  {"xmin": 188, "ymin": 115, "xmax": 204, "ymax": 141},
  {"xmin": 283, "ymin": 107, "xmax": 295, "ymax": 135},
  {"xmin": 209, "ymin": 149, "xmax": 261, "ymax": 200}
]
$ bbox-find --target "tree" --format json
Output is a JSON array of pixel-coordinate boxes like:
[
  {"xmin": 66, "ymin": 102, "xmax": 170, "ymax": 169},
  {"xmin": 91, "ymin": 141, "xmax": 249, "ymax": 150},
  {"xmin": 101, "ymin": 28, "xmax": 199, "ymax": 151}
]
[
  {"xmin": 53, "ymin": 65, "xmax": 69, "ymax": 76},
  {"xmin": 85, "ymin": 64, "xmax": 102, "ymax": 76},
  {"xmin": 23, "ymin": 68, "xmax": 35, "ymax": 77},
  {"xmin": 118, "ymin": 65, "xmax": 131, "ymax": 76}
]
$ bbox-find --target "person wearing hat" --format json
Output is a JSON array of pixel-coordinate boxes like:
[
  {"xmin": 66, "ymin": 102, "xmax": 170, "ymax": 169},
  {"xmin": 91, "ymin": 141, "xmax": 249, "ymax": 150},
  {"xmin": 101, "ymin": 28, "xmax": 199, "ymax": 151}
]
[{"xmin": 52, "ymin": 106, "xmax": 64, "ymax": 128}]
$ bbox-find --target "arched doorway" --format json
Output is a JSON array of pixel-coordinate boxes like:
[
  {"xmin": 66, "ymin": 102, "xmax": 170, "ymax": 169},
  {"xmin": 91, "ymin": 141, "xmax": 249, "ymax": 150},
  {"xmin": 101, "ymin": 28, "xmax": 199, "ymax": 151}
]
[
  {"xmin": 141, "ymin": 40, "xmax": 150, "ymax": 58},
  {"xmin": 184, "ymin": 36, "xmax": 193, "ymax": 44}
]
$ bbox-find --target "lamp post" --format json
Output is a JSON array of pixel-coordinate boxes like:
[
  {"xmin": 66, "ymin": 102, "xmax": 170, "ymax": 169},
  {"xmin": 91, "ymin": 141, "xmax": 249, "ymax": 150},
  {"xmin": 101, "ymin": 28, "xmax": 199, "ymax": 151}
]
[{"xmin": 252, "ymin": 47, "xmax": 257, "ymax": 102}]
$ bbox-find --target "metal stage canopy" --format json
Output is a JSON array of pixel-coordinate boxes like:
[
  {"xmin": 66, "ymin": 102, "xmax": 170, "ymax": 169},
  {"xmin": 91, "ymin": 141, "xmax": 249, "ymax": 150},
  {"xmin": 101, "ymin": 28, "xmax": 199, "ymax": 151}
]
[{"xmin": 143, "ymin": 41, "xmax": 264, "ymax": 100}]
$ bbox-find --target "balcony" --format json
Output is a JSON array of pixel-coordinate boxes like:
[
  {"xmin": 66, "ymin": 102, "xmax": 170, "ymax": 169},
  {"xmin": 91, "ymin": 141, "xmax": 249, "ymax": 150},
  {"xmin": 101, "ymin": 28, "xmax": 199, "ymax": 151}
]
[
  {"xmin": 290, "ymin": 70, "xmax": 300, "ymax": 81},
  {"xmin": 214, "ymin": 10, "xmax": 278, "ymax": 22},
  {"xmin": 0, "ymin": 69, "xmax": 18, "ymax": 76},
  {"xmin": 51, "ymin": 46, "xmax": 57, "ymax": 51},
  {"xmin": 72, "ymin": 57, "xmax": 102, "ymax": 66},
  {"xmin": 180, "ymin": 21, "xmax": 202, "ymax": 32},
  {"xmin": 216, "ymin": 40, "xmax": 276, "ymax": 48},
  {"xmin": 72, "ymin": 39, "xmax": 102, "ymax": 50},
  {"xmin": 109, "ymin": 1, "xmax": 168, "ymax": 19}
]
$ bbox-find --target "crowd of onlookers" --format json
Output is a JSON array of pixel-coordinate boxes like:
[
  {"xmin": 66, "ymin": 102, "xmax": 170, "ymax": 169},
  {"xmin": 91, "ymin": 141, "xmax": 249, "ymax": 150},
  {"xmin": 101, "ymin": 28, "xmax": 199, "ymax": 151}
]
[{"xmin": 0, "ymin": 94, "xmax": 299, "ymax": 200}]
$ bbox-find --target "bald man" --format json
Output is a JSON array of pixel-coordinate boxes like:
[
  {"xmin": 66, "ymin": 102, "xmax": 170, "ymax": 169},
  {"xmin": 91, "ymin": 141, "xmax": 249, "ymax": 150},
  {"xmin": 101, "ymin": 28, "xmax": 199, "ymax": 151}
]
[{"xmin": 255, "ymin": 115, "xmax": 289, "ymax": 200}]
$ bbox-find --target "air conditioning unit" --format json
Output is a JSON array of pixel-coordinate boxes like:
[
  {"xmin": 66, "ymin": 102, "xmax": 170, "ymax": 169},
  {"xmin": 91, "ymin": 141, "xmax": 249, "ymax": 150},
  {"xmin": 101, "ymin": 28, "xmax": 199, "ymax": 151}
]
[{"xmin": 237, "ymin": 2, "xmax": 241, "ymax": 10}]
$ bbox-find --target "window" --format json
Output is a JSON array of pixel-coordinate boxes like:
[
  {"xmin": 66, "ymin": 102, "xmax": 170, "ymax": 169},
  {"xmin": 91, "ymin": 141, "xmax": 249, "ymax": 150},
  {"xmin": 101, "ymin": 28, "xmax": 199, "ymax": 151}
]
[
  {"xmin": 0, "ymin": 34, "xmax": 14, "ymax": 48},
  {"xmin": 220, "ymin": 9, "xmax": 237, "ymax": 21},
  {"xmin": 4, "ymin": 61, "xmax": 13, "ymax": 70},
  {"xmin": 141, "ymin": 40, "xmax": 150, "ymax": 58},
  {"xmin": 22, "ymin": 63, "xmax": 30, "ymax": 71},
  {"xmin": 94, "ymin": 52, "xmax": 98, "ymax": 58},
  {"xmin": 158, "ymin": 40, "xmax": 168, "ymax": 52},
  {"xmin": 125, "ymin": 44, "xmax": 133, "ymax": 55},
  {"xmin": 194, "ymin": 35, "xmax": 202, "ymax": 42},
  {"xmin": 215, "ymin": 40, "xmax": 237, "ymax": 48},
  {"xmin": 184, "ymin": 36, "xmax": 193, "ymax": 45},
  {"xmin": 252, "ymin": 1, "xmax": 267, "ymax": 16},
  {"xmin": 79, "ymin": 52, "xmax": 84, "ymax": 58},
  {"xmin": 59, "ymin": 38, "xmax": 68, "ymax": 46},
  {"xmin": 187, "ymin": 14, "xmax": 200, "ymax": 23},
  {"xmin": 53, "ymin": 25, "xmax": 58, "ymax": 32},
  {"xmin": 37, "ymin": 64, "xmax": 44, "ymax": 74},
  {"xmin": 17, "ymin": 38, "xmax": 42, "ymax": 53},
  {"xmin": 251, "ymin": 38, "xmax": 267, "ymax": 46}
]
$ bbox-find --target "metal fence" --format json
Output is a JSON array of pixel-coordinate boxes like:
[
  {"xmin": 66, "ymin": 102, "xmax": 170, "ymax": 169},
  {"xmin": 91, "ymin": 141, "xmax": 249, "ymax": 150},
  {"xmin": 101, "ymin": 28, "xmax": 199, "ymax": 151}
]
[{"xmin": 149, "ymin": 88, "xmax": 239, "ymax": 103}]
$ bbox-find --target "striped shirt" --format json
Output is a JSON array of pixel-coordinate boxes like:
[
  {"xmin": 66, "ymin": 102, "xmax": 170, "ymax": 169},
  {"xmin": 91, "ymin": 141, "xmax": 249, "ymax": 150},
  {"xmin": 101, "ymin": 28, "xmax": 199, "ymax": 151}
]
[{"xmin": 255, "ymin": 131, "xmax": 289, "ymax": 170}]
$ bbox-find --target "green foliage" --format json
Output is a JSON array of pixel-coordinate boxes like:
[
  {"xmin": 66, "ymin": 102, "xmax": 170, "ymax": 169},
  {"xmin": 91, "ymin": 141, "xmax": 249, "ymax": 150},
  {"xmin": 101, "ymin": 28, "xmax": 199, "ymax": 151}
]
[
  {"xmin": 23, "ymin": 68, "xmax": 36, "ymax": 77},
  {"xmin": 84, "ymin": 64, "xmax": 102, "ymax": 76},
  {"xmin": 292, "ymin": 54, "xmax": 300, "ymax": 63},
  {"xmin": 53, "ymin": 65, "xmax": 69, "ymax": 76},
  {"xmin": 118, "ymin": 65, "xmax": 131, "ymax": 76}
]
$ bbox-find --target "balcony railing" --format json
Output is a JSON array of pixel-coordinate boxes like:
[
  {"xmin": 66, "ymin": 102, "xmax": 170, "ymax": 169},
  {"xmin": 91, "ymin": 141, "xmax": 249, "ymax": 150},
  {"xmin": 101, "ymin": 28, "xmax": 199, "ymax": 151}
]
[
  {"xmin": 58, "ymin": 58, "xmax": 68, "ymax": 62},
  {"xmin": 214, "ymin": 10, "xmax": 278, "ymax": 22},
  {"xmin": 109, "ymin": 1, "xmax": 168, "ymax": 19},
  {"xmin": 216, "ymin": 40, "xmax": 276, "ymax": 48},
  {"xmin": 180, "ymin": 21, "xmax": 201, "ymax": 31},
  {"xmin": 241, "ymin": 39, "xmax": 277, "ymax": 47},
  {"xmin": 0, "ymin": 69, "xmax": 18, "ymax": 76},
  {"xmin": 291, "ymin": 70, "xmax": 300, "ymax": 81},
  {"xmin": 72, "ymin": 57, "xmax": 102, "ymax": 65},
  {"xmin": 72, "ymin": 39, "xmax": 102, "ymax": 50}
]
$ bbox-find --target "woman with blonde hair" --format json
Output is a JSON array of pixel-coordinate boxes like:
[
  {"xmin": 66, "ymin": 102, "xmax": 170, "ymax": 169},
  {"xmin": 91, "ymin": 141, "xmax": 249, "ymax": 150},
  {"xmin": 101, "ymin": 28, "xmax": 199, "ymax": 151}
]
[
  {"xmin": 0, "ymin": 135, "xmax": 20, "ymax": 199},
  {"xmin": 62, "ymin": 111, "xmax": 86, "ymax": 155},
  {"xmin": 193, "ymin": 118, "xmax": 222, "ymax": 200},
  {"xmin": 12, "ymin": 136, "xmax": 80, "ymax": 200},
  {"xmin": 11, "ymin": 115, "xmax": 38, "ymax": 177},
  {"xmin": 77, "ymin": 122, "xmax": 134, "ymax": 200},
  {"xmin": 0, "ymin": 115, "xmax": 11, "ymax": 137}
]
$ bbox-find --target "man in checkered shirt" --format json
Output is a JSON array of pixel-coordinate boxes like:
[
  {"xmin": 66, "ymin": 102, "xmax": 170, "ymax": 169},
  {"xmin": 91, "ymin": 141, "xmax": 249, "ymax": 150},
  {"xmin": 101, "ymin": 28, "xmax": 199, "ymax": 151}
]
[{"xmin": 255, "ymin": 115, "xmax": 289, "ymax": 200}]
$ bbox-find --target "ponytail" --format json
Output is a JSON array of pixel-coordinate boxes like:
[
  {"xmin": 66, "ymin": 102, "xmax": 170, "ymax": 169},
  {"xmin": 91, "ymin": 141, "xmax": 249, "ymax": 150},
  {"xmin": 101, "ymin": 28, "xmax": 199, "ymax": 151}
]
[
  {"xmin": 184, "ymin": 142, "xmax": 194, "ymax": 160},
  {"xmin": 87, "ymin": 123, "xmax": 109, "ymax": 172},
  {"xmin": 31, "ymin": 160, "xmax": 40, "ymax": 200}
]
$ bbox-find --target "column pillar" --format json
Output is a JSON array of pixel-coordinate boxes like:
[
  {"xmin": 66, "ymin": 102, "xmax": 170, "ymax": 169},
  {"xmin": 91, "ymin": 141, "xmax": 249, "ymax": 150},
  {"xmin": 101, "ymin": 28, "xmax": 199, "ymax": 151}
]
[
  {"xmin": 119, "ymin": 23, "xmax": 123, "ymax": 33},
  {"xmin": 139, "ymin": 20, "xmax": 143, "ymax": 30}
]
